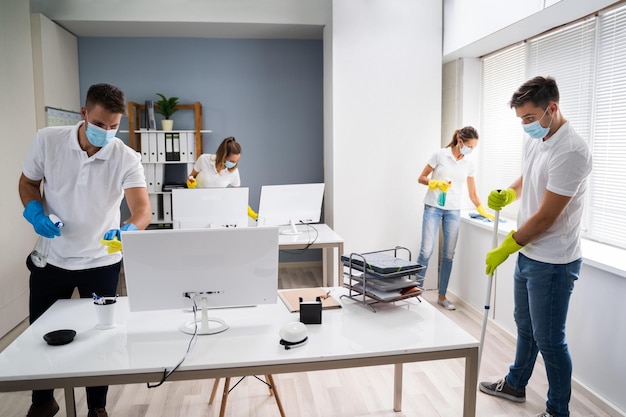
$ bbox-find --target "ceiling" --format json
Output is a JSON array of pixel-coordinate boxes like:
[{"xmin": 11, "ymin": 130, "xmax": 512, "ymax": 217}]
[{"xmin": 55, "ymin": 20, "xmax": 324, "ymax": 39}]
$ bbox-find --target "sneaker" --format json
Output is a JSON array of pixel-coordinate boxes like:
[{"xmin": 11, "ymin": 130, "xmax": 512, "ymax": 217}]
[
  {"xmin": 536, "ymin": 412, "xmax": 555, "ymax": 417},
  {"xmin": 437, "ymin": 299, "xmax": 456, "ymax": 310},
  {"xmin": 87, "ymin": 408, "xmax": 108, "ymax": 417},
  {"xmin": 479, "ymin": 378, "xmax": 526, "ymax": 403},
  {"xmin": 26, "ymin": 399, "xmax": 60, "ymax": 417}
]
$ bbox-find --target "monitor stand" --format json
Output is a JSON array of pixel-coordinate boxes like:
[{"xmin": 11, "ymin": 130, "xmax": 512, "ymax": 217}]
[
  {"xmin": 280, "ymin": 219, "xmax": 301, "ymax": 236},
  {"xmin": 179, "ymin": 294, "xmax": 229, "ymax": 335}
]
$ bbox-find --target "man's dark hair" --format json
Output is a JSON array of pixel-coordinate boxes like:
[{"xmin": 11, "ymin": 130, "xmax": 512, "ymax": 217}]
[
  {"xmin": 509, "ymin": 76, "xmax": 560, "ymax": 110},
  {"xmin": 85, "ymin": 83, "xmax": 127, "ymax": 115}
]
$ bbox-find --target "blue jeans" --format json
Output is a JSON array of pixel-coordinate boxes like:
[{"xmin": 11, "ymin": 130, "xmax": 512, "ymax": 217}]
[
  {"xmin": 505, "ymin": 253, "xmax": 581, "ymax": 417},
  {"xmin": 417, "ymin": 205, "xmax": 460, "ymax": 296}
]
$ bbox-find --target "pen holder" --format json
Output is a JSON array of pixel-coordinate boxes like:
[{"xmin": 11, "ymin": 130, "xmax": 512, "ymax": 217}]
[
  {"xmin": 94, "ymin": 298, "xmax": 117, "ymax": 330},
  {"xmin": 299, "ymin": 296, "xmax": 322, "ymax": 324}
]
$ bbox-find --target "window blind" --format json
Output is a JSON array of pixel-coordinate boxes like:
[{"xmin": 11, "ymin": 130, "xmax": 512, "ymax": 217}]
[
  {"xmin": 587, "ymin": 6, "xmax": 626, "ymax": 248},
  {"xmin": 479, "ymin": 43, "xmax": 526, "ymax": 220}
]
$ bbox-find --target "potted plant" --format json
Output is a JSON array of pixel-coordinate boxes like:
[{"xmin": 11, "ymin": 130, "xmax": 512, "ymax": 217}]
[{"xmin": 155, "ymin": 93, "xmax": 179, "ymax": 131}]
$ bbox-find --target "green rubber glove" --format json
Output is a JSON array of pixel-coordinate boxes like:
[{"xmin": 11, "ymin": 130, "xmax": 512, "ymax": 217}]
[
  {"xmin": 477, "ymin": 204, "xmax": 495, "ymax": 221},
  {"xmin": 428, "ymin": 179, "xmax": 451, "ymax": 193},
  {"xmin": 488, "ymin": 188, "xmax": 517, "ymax": 211},
  {"xmin": 485, "ymin": 230, "xmax": 523, "ymax": 275}
]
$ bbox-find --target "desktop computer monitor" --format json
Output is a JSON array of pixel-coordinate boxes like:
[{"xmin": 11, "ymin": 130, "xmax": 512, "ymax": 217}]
[
  {"xmin": 171, "ymin": 188, "xmax": 249, "ymax": 229},
  {"xmin": 121, "ymin": 227, "xmax": 279, "ymax": 334},
  {"xmin": 257, "ymin": 183, "xmax": 325, "ymax": 234}
]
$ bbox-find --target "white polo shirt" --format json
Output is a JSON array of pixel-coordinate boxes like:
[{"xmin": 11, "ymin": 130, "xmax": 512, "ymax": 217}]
[
  {"xmin": 518, "ymin": 121, "xmax": 592, "ymax": 264},
  {"xmin": 22, "ymin": 122, "xmax": 146, "ymax": 270},
  {"xmin": 194, "ymin": 154, "xmax": 241, "ymax": 188},
  {"xmin": 423, "ymin": 147, "xmax": 475, "ymax": 210}
]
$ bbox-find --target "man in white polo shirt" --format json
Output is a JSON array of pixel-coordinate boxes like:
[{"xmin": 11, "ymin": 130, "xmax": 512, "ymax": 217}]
[
  {"xmin": 478, "ymin": 76, "xmax": 592, "ymax": 417},
  {"xmin": 19, "ymin": 83, "xmax": 151, "ymax": 417}
]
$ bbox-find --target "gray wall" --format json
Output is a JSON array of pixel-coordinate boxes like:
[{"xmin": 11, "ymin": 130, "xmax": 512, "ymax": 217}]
[{"xmin": 78, "ymin": 37, "xmax": 323, "ymax": 262}]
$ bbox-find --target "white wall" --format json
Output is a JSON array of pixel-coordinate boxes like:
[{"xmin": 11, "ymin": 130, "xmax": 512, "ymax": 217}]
[
  {"xmin": 0, "ymin": 0, "xmax": 38, "ymax": 337},
  {"xmin": 30, "ymin": 13, "xmax": 80, "ymax": 129},
  {"xmin": 328, "ymin": 0, "xmax": 442, "ymax": 289}
]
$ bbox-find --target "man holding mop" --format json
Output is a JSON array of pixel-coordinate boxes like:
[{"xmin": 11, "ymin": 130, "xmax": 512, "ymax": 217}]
[{"xmin": 478, "ymin": 76, "xmax": 591, "ymax": 417}]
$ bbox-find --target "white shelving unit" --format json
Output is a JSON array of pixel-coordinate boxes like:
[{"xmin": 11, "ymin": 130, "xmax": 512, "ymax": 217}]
[
  {"xmin": 126, "ymin": 101, "xmax": 209, "ymax": 228},
  {"xmin": 138, "ymin": 130, "xmax": 211, "ymax": 227}
]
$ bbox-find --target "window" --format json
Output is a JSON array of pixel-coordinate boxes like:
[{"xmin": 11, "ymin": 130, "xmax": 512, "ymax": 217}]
[{"xmin": 479, "ymin": 3, "xmax": 626, "ymax": 249}]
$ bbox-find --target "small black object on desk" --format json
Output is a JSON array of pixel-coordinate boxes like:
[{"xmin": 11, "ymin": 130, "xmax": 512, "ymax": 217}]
[
  {"xmin": 299, "ymin": 296, "xmax": 322, "ymax": 324},
  {"xmin": 43, "ymin": 329, "xmax": 76, "ymax": 346}
]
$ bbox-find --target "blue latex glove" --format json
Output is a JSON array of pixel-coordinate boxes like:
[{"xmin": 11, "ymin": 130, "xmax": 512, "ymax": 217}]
[
  {"xmin": 23, "ymin": 200, "xmax": 61, "ymax": 238},
  {"xmin": 103, "ymin": 223, "xmax": 138, "ymax": 241}
]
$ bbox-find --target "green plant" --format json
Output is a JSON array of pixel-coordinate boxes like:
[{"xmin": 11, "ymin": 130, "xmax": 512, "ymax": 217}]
[{"xmin": 155, "ymin": 93, "xmax": 179, "ymax": 120}]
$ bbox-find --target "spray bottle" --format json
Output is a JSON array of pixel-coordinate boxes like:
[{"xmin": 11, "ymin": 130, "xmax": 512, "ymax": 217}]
[
  {"xmin": 30, "ymin": 214, "xmax": 64, "ymax": 268},
  {"xmin": 437, "ymin": 179, "xmax": 452, "ymax": 207}
]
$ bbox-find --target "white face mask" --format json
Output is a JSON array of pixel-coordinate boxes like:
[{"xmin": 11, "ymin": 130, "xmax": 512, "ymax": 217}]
[
  {"xmin": 459, "ymin": 143, "xmax": 473, "ymax": 156},
  {"xmin": 522, "ymin": 107, "xmax": 552, "ymax": 139}
]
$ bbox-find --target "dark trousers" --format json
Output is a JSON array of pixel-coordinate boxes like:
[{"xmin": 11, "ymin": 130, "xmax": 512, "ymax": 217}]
[{"xmin": 27, "ymin": 255, "xmax": 121, "ymax": 410}]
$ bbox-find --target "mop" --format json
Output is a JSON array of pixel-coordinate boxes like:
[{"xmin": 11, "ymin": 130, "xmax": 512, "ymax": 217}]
[{"xmin": 478, "ymin": 209, "xmax": 500, "ymax": 372}]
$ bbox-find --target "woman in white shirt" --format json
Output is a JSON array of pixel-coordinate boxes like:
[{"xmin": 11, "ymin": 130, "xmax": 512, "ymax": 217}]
[
  {"xmin": 416, "ymin": 126, "xmax": 493, "ymax": 310},
  {"xmin": 188, "ymin": 136, "xmax": 241, "ymax": 188},
  {"xmin": 187, "ymin": 136, "xmax": 257, "ymax": 219}
]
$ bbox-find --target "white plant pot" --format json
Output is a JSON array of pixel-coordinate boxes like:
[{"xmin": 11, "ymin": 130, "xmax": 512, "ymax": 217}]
[{"xmin": 161, "ymin": 119, "xmax": 174, "ymax": 131}]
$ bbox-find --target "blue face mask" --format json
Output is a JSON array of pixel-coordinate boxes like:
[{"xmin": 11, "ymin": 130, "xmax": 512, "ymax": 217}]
[
  {"xmin": 224, "ymin": 160, "xmax": 237, "ymax": 169},
  {"xmin": 522, "ymin": 107, "xmax": 552, "ymax": 139},
  {"xmin": 86, "ymin": 120, "xmax": 117, "ymax": 147},
  {"xmin": 459, "ymin": 143, "xmax": 473, "ymax": 156}
]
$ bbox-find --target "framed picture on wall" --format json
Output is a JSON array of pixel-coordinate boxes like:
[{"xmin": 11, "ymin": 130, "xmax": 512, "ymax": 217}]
[{"xmin": 45, "ymin": 106, "xmax": 82, "ymax": 127}]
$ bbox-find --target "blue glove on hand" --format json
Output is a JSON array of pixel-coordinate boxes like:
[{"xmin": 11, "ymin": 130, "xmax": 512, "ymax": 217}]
[
  {"xmin": 23, "ymin": 200, "xmax": 61, "ymax": 238},
  {"xmin": 103, "ymin": 223, "xmax": 138, "ymax": 241}
]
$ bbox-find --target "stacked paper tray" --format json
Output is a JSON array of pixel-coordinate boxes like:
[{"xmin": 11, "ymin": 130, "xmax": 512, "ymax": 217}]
[
  {"xmin": 344, "ymin": 273, "xmax": 422, "ymax": 291},
  {"xmin": 341, "ymin": 252, "xmax": 424, "ymax": 280}
]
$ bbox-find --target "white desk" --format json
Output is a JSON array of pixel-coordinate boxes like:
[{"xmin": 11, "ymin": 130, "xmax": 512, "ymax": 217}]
[
  {"xmin": 277, "ymin": 223, "xmax": 344, "ymax": 287},
  {"xmin": 0, "ymin": 289, "xmax": 478, "ymax": 417}
]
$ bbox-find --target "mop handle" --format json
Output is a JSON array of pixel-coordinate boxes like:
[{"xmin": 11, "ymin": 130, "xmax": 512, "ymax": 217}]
[{"xmin": 479, "ymin": 208, "xmax": 500, "ymax": 370}]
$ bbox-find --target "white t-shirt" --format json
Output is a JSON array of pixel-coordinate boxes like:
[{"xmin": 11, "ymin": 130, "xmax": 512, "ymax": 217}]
[
  {"xmin": 22, "ymin": 122, "xmax": 146, "ymax": 270},
  {"xmin": 518, "ymin": 121, "xmax": 592, "ymax": 264},
  {"xmin": 423, "ymin": 147, "xmax": 475, "ymax": 210},
  {"xmin": 194, "ymin": 154, "xmax": 241, "ymax": 188}
]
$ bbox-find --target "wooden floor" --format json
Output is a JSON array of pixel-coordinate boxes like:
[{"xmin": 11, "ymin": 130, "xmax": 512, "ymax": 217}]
[{"xmin": 0, "ymin": 264, "xmax": 613, "ymax": 417}]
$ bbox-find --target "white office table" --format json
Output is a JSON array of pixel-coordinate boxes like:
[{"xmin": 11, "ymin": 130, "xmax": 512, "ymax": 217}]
[
  {"xmin": 277, "ymin": 223, "xmax": 344, "ymax": 287},
  {"xmin": 0, "ymin": 289, "xmax": 478, "ymax": 417}
]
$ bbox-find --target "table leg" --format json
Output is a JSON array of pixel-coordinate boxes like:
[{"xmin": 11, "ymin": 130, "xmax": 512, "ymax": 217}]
[
  {"xmin": 64, "ymin": 387, "xmax": 76, "ymax": 417},
  {"xmin": 463, "ymin": 347, "xmax": 479, "ymax": 417},
  {"xmin": 393, "ymin": 363, "xmax": 403, "ymax": 412},
  {"xmin": 337, "ymin": 242, "xmax": 344, "ymax": 287},
  {"xmin": 322, "ymin": 247, "xmax": 329, "ymax": 287}
]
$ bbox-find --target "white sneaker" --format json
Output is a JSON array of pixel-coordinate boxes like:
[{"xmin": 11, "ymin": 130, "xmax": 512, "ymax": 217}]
[
  {"xmin": 536, "ymin": 413, "xmax": 555, "ymax": 417},
  {"xmin": 437, "ymin": 299, "xmax": 456, "ymax": 310}
]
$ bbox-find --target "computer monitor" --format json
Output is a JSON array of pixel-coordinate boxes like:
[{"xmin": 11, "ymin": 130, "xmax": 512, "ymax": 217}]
[
  {"xmin": 257, "ymin": 183, "xmax": 325, "ymax": 235},
  {"xmin": 121, "ymin": 227, "xmax": 279, "ymax": 335},
  {"xmin": 171, "ymin": 188, "xmax": 248, "ymax": 229}
]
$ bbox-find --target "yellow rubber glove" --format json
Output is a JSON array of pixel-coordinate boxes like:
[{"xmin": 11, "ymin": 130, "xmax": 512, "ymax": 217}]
[
  {"xmin": 248, "ymin": 205, "xmax": 258, "ymax": 220},
  {"xmin": 428, "ymin": 179, "xmax": 451, "ymax": 193},
  {"xmin": 485, "ymin": 230, "xmax": 523, "ymax": 275},
  {"xmin": 186, "ymin": 176, "xmax": 197, "ymax": 189},
  {"xmin": 100, "ymin": 237, "xmax": 123, "ymax": 254},
  {"xmin": 488, "ymin": 188, "xmax": 516, "ymax": 211},
  {"xmin": 477, "ymin": 204, "xmax": 495, "ymax": 221}
]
